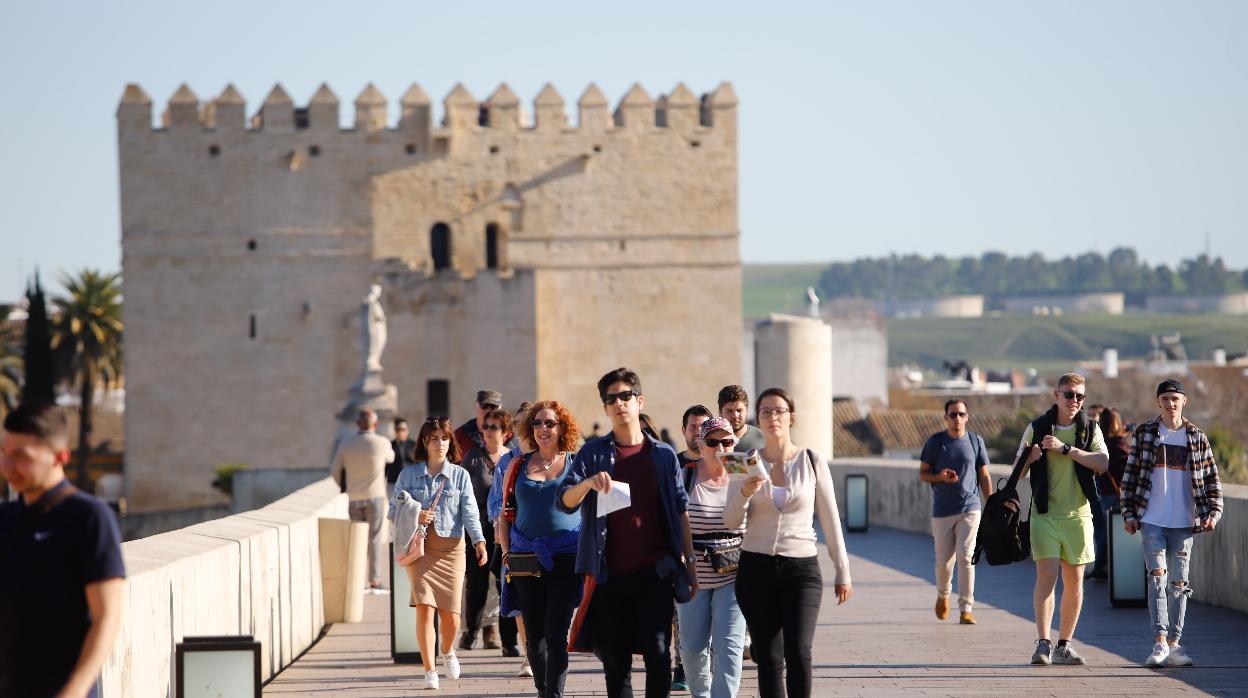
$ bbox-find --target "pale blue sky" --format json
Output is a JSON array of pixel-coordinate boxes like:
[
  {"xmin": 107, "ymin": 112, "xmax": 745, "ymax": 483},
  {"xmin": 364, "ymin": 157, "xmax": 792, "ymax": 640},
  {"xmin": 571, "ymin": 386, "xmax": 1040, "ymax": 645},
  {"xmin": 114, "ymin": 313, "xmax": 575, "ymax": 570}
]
[{"xmin": 4, "ymin": 1, "xmax": 1248, "ymax": 297}]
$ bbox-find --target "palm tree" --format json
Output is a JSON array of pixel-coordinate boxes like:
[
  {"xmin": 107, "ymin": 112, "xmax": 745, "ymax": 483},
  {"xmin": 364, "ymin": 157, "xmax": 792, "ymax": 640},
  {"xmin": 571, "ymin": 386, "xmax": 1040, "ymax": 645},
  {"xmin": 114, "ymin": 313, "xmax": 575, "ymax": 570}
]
[
  {"xmin": 51, "ymin": 269, "xmax": 123, "ymax": 488},
  {"xmin": 0, "ymin": 344, "xmax": 21, "ymax": 414}
]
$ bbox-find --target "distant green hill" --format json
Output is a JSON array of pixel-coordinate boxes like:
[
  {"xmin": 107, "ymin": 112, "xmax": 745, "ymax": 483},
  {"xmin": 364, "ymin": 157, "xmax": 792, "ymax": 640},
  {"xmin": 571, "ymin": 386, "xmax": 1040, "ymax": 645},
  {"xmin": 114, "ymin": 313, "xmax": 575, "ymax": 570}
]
[
  {"xmin": 742, "ymin": 264, "xmax": 827, "ymax": 318},
  {"xmin": 743, "ymin": 264, "xmax": 1248, "ymax": 371},
  {"xmin": 890, "ymin": 314, "xmax": 1248, "ymax": 372}
]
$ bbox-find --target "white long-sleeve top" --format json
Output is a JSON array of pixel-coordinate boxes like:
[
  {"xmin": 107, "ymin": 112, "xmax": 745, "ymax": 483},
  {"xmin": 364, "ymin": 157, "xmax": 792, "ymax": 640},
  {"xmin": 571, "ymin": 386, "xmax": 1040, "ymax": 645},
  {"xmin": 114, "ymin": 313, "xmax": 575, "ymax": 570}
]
[{"xmin": 724, "ymin": 448, "xmax": 852, "ymax": 585}]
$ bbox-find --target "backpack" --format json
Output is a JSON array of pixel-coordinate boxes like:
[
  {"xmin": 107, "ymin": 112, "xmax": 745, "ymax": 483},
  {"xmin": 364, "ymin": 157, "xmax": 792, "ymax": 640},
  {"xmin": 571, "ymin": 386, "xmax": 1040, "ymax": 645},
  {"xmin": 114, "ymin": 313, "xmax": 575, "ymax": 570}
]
[{"xmin": 972, "ymin": 447, "xmax": 1031, "ymax": 566}]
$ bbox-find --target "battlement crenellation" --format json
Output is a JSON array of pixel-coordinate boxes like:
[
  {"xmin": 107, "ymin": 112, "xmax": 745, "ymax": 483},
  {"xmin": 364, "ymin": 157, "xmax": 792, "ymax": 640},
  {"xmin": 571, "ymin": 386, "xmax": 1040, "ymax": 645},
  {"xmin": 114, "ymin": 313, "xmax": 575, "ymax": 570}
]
[{"xmin": 120, "ymin": 81, "xmax": 737, "ymax": 135}]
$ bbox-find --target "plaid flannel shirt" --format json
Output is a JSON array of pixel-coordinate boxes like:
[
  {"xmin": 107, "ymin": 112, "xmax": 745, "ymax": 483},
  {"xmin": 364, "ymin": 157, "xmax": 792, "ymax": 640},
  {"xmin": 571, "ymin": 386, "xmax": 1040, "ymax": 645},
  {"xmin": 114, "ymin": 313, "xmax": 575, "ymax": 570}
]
[{"xmin": 1120, "ymin": 416, "xmax": 1223, "ymax": 532}]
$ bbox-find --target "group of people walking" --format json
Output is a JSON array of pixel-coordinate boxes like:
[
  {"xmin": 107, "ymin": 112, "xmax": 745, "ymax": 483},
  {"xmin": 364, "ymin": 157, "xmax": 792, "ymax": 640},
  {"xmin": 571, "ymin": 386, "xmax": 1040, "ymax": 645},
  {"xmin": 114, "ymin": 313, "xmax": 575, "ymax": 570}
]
[
  {"xmin": 336, "ymin": 367, "xmax": 852, "ymax": 697},
  {"xmin": 331, "ymin": 368, "xmax": 1228, "ymax": 696},
  {"xmin": 918, "ymin": 373, "xmax": 1224, "ymax": 670}
]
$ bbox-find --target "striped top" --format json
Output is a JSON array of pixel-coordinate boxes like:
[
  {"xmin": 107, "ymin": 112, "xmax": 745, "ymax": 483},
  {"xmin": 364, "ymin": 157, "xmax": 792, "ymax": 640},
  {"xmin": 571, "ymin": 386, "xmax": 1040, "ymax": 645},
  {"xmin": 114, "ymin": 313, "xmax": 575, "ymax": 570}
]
[{"xmin": 688, "ymin": 477, "xmax": 745, "ymax": 590}]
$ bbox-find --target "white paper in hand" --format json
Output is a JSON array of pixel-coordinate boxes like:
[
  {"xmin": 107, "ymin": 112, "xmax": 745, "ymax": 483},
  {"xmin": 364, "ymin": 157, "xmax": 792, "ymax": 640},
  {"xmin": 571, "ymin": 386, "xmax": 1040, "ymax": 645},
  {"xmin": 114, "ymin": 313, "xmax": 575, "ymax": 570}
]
[{"xmin": 596, "ymin": 481, "xmax": 632, "ymax": 517}]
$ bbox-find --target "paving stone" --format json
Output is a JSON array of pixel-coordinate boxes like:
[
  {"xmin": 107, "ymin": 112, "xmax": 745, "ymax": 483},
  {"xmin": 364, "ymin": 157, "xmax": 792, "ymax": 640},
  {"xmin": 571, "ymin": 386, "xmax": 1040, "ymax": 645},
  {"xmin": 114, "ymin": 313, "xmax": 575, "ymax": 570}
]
[{"xmin": 266, "ymin": 527, "xmax": 1248, "ymax": 696}]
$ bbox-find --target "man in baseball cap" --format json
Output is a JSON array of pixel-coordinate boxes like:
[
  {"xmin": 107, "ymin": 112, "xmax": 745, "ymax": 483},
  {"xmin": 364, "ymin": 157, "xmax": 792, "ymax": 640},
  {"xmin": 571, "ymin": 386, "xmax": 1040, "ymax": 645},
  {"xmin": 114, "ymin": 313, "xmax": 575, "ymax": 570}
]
[{"xmin": 1121, "ymin": 378, "xmax": 1224, "ymax": 668}]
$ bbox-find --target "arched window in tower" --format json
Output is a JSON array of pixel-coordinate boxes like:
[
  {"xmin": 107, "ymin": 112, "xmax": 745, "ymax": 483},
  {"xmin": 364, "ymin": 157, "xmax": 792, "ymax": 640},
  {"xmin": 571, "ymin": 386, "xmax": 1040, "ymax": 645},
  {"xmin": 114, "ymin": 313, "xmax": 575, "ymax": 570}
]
[
  {"xmin": 430, "ymin": 222, "xmax": 451, "ymax": 271},
  {"xmin": 485, "ymin": 223, "xmax": 500, "ymax": 270}
]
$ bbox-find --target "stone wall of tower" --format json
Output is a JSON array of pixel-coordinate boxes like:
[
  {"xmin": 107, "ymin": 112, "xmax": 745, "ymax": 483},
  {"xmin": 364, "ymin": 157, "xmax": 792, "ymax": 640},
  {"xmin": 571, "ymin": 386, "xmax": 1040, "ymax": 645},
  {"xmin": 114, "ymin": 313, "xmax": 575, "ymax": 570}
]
[{"xmin": 119, "ymin": 80, "xmax": 740, "ymax": 511}]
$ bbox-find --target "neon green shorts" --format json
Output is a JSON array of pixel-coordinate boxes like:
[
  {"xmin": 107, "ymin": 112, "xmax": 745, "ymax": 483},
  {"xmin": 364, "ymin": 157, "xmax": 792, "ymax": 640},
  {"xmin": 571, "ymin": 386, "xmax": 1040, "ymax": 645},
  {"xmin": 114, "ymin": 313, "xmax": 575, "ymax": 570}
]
[{"xmin": 1030, "ymin": 514, "xmax": 1094, "ymax": 566}]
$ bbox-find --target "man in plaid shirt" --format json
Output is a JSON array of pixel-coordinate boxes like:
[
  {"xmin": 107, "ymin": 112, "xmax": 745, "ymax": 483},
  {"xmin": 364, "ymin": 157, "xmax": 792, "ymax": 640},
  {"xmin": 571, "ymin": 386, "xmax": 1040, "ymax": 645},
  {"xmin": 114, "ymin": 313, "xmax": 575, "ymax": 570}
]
[{"xmin": 1121, "ymin": 379, "xmax": 1223, "ymax": 669}]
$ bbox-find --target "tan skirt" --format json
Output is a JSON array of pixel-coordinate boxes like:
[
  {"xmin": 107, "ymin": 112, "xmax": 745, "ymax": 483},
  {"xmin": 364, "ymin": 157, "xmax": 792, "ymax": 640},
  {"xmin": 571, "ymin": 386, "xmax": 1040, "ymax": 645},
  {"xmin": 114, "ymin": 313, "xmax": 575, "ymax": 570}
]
[{"xmin": 405, "ymin": 530, "xmax": 465, "ymax": 614}]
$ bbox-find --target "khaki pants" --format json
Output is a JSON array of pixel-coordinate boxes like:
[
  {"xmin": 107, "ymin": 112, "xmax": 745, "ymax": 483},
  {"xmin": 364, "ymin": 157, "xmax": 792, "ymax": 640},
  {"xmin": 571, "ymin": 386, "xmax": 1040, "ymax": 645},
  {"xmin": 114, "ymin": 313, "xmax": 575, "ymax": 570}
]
[
  {"xmin": 349, "ymin": 497, "xmax": 388, "ymax": 588},
  {"xmin": 931, "ymin": 510, "xmax": 980, "ymax": 613}
]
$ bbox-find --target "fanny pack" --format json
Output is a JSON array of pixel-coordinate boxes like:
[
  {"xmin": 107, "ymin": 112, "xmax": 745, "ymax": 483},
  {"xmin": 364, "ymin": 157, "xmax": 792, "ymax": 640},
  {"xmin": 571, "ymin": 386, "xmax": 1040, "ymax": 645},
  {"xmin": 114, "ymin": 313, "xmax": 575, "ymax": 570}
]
[
  {"xmin": 693, "ymin": 532, "xmax": 742, "ymax": 574},
  {"xmin": 505, "ymin": 551, "xmax": 574, "ymax": 580}
]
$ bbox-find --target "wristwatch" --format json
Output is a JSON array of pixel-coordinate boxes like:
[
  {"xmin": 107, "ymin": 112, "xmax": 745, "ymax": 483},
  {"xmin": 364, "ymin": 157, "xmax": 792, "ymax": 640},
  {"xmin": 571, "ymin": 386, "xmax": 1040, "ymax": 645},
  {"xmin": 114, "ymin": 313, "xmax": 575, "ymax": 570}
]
[{"xmin": 1061, "ymin": 443, "xmax": 1072, "ymax": 455}]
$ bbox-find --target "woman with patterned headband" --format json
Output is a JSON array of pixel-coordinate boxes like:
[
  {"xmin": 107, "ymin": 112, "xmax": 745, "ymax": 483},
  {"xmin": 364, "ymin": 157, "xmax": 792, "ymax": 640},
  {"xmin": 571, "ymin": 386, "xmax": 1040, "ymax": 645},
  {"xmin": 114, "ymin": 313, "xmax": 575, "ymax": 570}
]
[{"xmin": 677, "ymin": 416, "xmax": 748, "ymax": 698}]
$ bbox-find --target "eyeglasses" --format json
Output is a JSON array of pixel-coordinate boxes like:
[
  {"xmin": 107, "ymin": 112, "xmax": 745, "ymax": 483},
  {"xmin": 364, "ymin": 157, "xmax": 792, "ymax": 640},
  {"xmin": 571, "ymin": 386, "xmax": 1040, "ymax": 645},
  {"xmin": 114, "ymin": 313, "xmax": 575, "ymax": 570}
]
[
  {"xmin": 703, "ymin": 437, "xmax": 736, "ymax": 448},
  {"xmin": 759, "ymin": 407, "xmax": 790, "ymax": 419},
  {"xmin": 1059, "ymin": 390, "xmax": 1087, "ymax": 403},
  {"xmin": 602, "ymin": 389, "xmax": 639, "ymax": 405},
  {"xmin": 481, "ymin": 423, "xmax": 503, "ymax": 431},
  {"xmin": 478, "ymin": 403, "xmax": 500, "ymax": 411},
  {"xmin": 531, "ymin": 419, "xmax": 560, "ymax": 430},
  {"xmin": 946, "ymin": 412, "xmax": 968, "ymax": 419}
]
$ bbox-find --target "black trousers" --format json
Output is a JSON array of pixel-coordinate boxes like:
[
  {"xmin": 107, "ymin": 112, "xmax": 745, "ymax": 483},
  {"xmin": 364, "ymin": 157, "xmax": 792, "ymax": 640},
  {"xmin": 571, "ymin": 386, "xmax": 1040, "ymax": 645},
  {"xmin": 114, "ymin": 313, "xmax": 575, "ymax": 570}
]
[
  {"xmin": 591, "ymin": 567, "xmax": 675, "ymax": 698},
  {"xmin": 512, "ymin": 558, "xmax": 581, "ymax": 698},
  {"xmin": 463, "ymin": 522, "xmax": 496, "ymax": 636},
  {"xmin": 735, "ymin": 551, "xmax": 823, "ymax": 698},
  {"xmin": 490, "ymin": 542, "xmax": 519, "ymax": 647}
]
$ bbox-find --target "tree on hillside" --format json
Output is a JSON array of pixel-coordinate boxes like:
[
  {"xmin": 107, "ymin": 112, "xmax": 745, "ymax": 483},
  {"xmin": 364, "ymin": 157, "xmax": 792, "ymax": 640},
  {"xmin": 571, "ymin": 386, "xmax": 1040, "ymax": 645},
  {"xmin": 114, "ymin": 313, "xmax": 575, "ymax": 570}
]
[
  {"xmin": 816, "ymin": 248, "xmax": 1245, "ymax": 301},
  {"xmin": 51, "ymin": 270, "xmax": 123, "ymax": 488},
  {"xmin": 22, "ymin": 273, "xmax": 55, "ymax": 405}
]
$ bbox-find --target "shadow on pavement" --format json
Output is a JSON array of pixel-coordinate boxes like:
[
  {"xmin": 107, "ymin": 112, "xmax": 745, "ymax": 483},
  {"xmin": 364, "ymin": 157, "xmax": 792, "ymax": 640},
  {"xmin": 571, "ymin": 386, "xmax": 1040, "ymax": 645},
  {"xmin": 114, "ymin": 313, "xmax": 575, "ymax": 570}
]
[{"xmin": 844, "ymin": 526, "xmax": 1248, "ymax": 695}]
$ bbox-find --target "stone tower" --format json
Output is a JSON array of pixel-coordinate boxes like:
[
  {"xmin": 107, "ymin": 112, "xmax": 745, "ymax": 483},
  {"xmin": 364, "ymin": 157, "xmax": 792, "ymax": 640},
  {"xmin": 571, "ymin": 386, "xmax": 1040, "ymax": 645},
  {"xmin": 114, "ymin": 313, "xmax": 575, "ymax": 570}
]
[{"xmin": 119, "ymin": 80, "xmax": 741, "ymax": 511}]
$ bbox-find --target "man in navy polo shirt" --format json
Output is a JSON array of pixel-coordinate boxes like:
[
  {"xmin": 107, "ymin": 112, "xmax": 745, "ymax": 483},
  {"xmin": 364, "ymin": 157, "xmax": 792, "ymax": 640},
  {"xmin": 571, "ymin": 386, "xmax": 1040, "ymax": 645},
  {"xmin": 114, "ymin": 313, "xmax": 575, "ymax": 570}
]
[{"xmin": 1, "ymin": 403, "xmax": 126, "ymax": 698}]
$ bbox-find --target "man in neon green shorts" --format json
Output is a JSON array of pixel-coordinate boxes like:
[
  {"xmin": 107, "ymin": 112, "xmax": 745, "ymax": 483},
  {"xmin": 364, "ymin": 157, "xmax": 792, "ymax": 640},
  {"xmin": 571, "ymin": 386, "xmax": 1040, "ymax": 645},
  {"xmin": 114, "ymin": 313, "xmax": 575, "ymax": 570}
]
[{"xmin": 1015, "ymin": 373, "xmax": 1110, "ymax": 666}]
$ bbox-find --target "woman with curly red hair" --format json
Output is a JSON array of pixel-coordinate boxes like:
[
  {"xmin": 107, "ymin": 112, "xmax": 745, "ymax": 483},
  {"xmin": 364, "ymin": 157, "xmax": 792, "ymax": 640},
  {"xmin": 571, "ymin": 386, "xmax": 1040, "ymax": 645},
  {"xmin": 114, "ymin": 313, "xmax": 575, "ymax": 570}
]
[{"xmin": 499, "ymin": 400, "xmax": 583, "ymax": 698}]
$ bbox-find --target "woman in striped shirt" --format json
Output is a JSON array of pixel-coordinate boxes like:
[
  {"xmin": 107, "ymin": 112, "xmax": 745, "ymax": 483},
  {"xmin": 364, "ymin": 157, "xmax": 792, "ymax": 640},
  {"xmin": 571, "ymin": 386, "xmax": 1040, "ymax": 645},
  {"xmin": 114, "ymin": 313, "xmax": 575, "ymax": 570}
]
[{"xmin": 676, "ymin": 416, "xmax": 748, "ymax": 698}]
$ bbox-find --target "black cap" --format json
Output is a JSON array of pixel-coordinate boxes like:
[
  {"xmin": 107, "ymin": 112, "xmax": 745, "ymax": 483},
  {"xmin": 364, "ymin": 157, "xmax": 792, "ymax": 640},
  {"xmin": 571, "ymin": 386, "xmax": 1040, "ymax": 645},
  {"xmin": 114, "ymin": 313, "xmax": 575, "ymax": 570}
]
[{"xmin": 1156, "ymin": 379, "xmax": 1186, "ymax": 397}]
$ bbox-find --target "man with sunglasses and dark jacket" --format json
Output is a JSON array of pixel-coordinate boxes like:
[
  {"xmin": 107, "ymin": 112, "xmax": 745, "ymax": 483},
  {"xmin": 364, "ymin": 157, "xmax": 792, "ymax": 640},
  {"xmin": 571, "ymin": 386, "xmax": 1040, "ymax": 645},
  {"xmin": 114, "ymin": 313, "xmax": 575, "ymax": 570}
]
[
  {"xmin": 558, "ymin": 367, "xmax": 698, "ymax": 698},
  {"xmin": 1014, "ymin": 373, "xmax": 1109, "ymax": 667}
]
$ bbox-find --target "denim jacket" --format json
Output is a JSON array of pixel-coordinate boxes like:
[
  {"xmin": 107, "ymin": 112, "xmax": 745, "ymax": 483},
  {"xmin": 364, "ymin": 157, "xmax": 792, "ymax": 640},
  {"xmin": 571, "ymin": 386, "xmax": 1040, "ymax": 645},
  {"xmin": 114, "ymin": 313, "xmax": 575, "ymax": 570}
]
[
  {"xmin": 487, "ymin": 447, "xmax": 523, "ymax": 523},
  {"xmin": 390, "ymin": 461, "xmax": 484, "ymax": 544},
  {"xmin": 555, "ymin": 432, "xmax": 688, "ymax": 584}
]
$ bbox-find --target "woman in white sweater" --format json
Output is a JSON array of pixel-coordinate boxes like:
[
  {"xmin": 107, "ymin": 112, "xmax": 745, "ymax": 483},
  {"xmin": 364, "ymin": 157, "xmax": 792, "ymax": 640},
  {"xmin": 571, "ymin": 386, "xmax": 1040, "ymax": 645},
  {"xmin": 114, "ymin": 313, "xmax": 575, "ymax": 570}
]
[{"xmin": 724, "ymin": 388, "xmax": 852, "ymax": 698}]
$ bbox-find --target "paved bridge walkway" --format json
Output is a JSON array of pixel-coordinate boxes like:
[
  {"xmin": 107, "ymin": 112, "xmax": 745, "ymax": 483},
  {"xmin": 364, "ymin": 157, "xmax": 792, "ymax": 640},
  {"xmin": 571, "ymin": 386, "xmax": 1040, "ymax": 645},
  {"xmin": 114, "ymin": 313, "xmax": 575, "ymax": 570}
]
[{"xmin": 266, "ymin": 527, "xmax": 1246, "ymax": 696}]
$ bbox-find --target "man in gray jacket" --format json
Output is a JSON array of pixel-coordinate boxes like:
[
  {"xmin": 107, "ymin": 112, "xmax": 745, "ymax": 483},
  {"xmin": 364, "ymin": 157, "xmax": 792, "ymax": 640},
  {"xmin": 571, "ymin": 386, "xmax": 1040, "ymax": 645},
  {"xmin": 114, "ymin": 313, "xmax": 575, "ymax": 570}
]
[{"xmin": 332, "ymin": 409, "xmax": 395, "ymax": 593}]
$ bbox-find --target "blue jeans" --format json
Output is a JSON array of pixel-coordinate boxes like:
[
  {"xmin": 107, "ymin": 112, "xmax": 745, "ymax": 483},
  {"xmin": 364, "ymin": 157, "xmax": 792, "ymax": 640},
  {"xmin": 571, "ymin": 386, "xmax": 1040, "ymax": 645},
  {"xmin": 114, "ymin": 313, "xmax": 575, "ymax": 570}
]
[
  {"xmin": 677, "ymin": 583, "xmax": 746, "ymax": 698},
  {"xmin": 1141, "ymin": 523, "xmax": 1194, "ymax": 641}
]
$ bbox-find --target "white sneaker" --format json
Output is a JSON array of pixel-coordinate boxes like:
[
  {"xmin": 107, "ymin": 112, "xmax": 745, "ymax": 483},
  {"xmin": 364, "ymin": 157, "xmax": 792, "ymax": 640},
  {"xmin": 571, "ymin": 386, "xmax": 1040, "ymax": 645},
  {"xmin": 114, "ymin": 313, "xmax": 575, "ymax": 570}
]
[
  {"xmin": 518, "ymin": 659, "xmax": 533, "ymax": 678},
  {"xmin": 1145, "ymin": 642, "xmax": 1169, "ymax": 667},
  {"xmin": 371, "ymin": 586, "xmax": 390, "ymax": 595},
  {"xmin": 1166, "ymin": 644, "xmax": 1194, "ymax": 667},
  {"xmin": 423, "ymin": 670, "xmax": 439, "ymax": 690},
  {"xmin": 441, "ymin": 651, "xmax": 461, "ymax": 680}
]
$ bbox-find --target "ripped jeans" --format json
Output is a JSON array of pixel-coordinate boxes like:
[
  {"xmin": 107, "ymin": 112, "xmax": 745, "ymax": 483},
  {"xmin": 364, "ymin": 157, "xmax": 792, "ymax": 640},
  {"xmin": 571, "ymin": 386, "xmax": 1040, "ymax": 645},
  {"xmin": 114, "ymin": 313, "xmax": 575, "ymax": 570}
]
[{"xmin": 1141, "ymin": 523, "xmax": 1194, "ymax": 641}]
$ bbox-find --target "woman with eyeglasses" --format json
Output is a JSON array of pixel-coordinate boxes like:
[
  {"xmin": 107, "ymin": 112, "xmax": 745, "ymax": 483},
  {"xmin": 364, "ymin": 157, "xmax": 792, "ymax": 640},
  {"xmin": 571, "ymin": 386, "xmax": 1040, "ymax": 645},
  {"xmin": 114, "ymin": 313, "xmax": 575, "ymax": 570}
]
[
  {"xmin": 677, "ymin": 416, "xmax": 748, "ymax": 698},
  {"xmin": 725, "ymin": 388, "xmax": 852, "ymax": 698},
  {"xmin": 457, "ymin": 408, "xmax": 512, "ymax": 652},
  {"xmin": 498, "ymin": 400, "xmax": 583, "ymax": 698},
  {"xmin": 390, "ymin": 416, "xmax": 489, "ymax": 691}
]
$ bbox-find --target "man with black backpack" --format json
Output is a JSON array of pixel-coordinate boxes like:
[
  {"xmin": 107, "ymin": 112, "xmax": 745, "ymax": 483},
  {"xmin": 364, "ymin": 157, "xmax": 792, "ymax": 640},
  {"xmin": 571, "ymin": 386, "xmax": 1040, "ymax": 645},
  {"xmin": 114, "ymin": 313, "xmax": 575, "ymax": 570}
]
[
  {"xmin": 919, "ymin": 399, "xmax": 993, "ymax": 625},
  {"xmin": 1014, "ymin": 373, "xmax": 1110, "ymax": 666}
]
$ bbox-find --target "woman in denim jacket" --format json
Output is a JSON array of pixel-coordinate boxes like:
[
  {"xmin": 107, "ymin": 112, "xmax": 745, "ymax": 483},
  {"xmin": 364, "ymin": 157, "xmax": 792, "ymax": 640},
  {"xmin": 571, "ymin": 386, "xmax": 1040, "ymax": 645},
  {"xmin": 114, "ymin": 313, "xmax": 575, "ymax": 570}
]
[{"xmin": 390, "ymin": 416, "xmax": 487, "ymax": 690}]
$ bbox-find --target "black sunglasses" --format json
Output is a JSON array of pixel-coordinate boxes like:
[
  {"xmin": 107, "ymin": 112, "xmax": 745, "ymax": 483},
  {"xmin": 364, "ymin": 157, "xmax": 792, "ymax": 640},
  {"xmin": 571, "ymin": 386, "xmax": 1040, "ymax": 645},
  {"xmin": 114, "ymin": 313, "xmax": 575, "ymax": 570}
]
[
  {"xmin": 1059, "ymin": 390, "xmax": 1087, "ymax": 403},
  {"xmin": 531, "ymin": 419, "xmax": 560, "ymax": 430},
  {"xmin": 601, "ymin": 389, "xmax": 639, "ymax": 405},
  {"xmin": 703, "ymin": 437, "xmax": 736, "ymax": 448},
  {"xmin": 946, "ymin": 411, "xmax": 968, "ymax": 418}
]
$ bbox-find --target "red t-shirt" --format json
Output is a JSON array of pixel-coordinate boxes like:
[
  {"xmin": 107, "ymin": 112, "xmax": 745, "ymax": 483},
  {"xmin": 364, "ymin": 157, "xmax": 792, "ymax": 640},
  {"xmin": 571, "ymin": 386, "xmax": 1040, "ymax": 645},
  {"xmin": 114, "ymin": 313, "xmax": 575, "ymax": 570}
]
[{"xmin": 606, "ymin": 441, "xmax": 670, "ymax": 575}]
